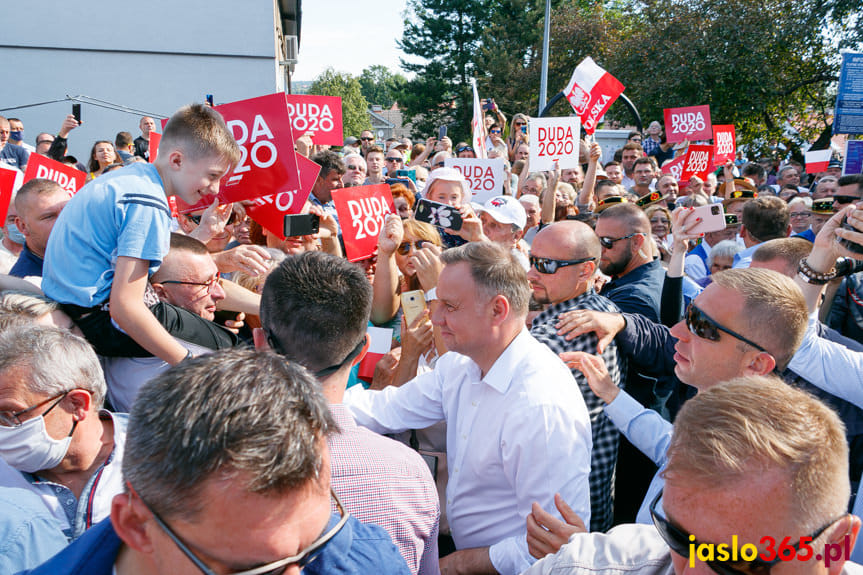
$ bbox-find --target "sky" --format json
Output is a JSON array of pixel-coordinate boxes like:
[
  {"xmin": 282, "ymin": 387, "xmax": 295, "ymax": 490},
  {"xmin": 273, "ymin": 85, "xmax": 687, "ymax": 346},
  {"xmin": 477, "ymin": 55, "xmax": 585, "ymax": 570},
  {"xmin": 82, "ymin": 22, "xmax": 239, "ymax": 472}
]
[{"xmin": 292, "ymin": 0, "xmax": 415, "ymax": 82}]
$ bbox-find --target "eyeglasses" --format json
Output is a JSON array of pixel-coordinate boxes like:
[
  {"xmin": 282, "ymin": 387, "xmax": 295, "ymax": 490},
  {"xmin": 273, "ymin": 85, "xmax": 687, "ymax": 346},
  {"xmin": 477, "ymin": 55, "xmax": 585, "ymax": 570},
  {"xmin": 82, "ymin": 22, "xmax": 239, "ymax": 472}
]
[
  {"xmin": 0, "ymin": 391, "xmax": 68, "ymax": 427},
  {"xmin": 529, "ymin": 255, "xmax": 595, "ymax": 274},
  {"xmin": 159, "ymin": 275, "xmax": 221, "ymax": 295},
  {"xmin": 598, "ymin": 233, "xmax": 641, "ymax": 249},
  {"xmin": 514, "ymin": 121, "xmax": 526, "ymax": 126},
  {"xmin": 385, "ymin": 157, "xmax": 403, "ymax": 163},
  {"xmin": 138, "ymin": 485, "xmax": 348, "ymax": 575},
  {"xmin": 36, "ymin": 139, "xmax": 55, "ymax": 146},
  {"xmin": 346, "ymin": 164, "xmax": 365, "ymax": 171},
  {"xmin": 456, "ymin": 146, "xmax": 474, "ymax": 153},
  {"xmin": 490, "ymin": 129, "xmax": 502, "ymax": 134},
  {"xmin": 685, "ymin": 303, "xmax": 766, "ymax": 352},
  {"xmin": 185, "ymin": 212, "xmax": 240, "ymax": 226},
  {"xmin": 832, "ymin": 195, "xmax": 861, "ymax": 205},
  {"xmin": 789, "ymin": 212, "xmax": 811, "ymax": 218},
  {"xmin": 397, "ymin": 241, "xmax": 425, "ymax": 255},
  {"xmin": 650, "ymin": 490, "xmax": 841, "ymax": 575},
  {"xmin": 360, "ymin": 137, "xmax": 374, "ymax": 141}
]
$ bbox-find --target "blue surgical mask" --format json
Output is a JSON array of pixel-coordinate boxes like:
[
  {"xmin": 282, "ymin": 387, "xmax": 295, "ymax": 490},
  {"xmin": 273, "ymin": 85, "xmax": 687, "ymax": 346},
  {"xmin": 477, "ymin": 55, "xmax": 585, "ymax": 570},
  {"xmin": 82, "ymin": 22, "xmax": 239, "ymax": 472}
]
[
  {"xmin": 9, "ymin": 130, "xmax": 23, "ymax": 143},
  {"xmin": 5, "ymin": 223, "xmax": 26, "ymax": 245}
]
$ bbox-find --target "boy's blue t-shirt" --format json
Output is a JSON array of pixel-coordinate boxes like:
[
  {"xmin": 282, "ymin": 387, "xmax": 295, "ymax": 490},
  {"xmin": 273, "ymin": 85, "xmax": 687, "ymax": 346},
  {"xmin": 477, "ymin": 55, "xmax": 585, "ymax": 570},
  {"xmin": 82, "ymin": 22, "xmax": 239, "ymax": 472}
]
[{"xmin": 42, "ymin": 163, "xmax": 173, "ymax": 307}]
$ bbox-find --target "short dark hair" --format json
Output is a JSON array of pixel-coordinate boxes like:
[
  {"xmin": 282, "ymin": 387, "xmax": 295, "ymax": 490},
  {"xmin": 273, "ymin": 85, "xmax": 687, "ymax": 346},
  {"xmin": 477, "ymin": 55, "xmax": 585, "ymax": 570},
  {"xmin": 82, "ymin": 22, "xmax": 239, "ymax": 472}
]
[
  {"xmin": 311, "ymin": 150, "xmax": 346, "ymax": 178},
  {"xmin": 14, "ymin": 179, "xmax": 64, "ymax": 213},
  {"xmin": 124, "ymin": 349, "xmax": 336, "ymax": 520},
  {"xmin": 838, "ymin": 174, "xmax": 863, "ymax": 195},
  {"xmin": 741, "ymin": 196, "xmax": 790, "ymax": 243},
  {"xmin": 260, "ymin": 251, "xmax": 372, "ymax": 373},
  {"xmin": 621, "ymin": 142, "xmax": 644, "ymax": 155},
  {"xmin": 115, "ymin": 131, "xmax": 133, "ymax": 148},
  {"xmin": 597, "ymin": 202, "xmax": 651, "ymax": 234},
  {"xmin": 633, "ymin": 157, "xmax": 653, "ymax": 169},
  {"xmin": 742, "ymin": 163, "xmax": 766, "ymax": 180},
  {"xmin": 169, "ymin": 232, "xmax": 209, "ymax": 254}
]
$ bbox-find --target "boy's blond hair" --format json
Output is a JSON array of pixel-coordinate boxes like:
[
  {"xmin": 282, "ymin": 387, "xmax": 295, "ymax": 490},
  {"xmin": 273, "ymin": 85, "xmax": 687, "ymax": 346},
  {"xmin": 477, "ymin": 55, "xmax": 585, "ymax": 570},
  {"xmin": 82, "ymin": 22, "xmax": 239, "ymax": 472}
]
[{"xmin": 160, "ymin": 103, "xmax": 241, "ymax": 167}]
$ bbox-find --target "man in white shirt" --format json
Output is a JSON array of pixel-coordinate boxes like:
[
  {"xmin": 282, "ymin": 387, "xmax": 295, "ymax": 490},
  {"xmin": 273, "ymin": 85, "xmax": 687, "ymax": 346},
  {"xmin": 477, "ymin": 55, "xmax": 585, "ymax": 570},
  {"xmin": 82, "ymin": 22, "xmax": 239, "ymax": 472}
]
[{"xmin": 347, "ymin": 241, "xmax": 592, "ymax": 575}]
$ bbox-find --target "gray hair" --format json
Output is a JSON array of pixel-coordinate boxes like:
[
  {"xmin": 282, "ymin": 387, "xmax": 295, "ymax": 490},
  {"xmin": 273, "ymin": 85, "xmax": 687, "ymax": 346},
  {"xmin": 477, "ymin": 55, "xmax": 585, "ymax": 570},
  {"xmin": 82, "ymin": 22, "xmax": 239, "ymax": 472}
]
[
  {"xmin": 0, "ymin": 326, "xmax": 105, "ymax": 408},
  {"xmin": 123, "ymin": 348, "xmax": 337, "ymax": 520},
  {"xmin": 787, "ymin": 196, "xmax": 812, "ymax": 209},
  {"xmin": 707, "ymin": 240, "xmax": 743, "ymax": 267},
  {"xmin": 343, "ymin": 153, "xmax": 367, "ymax": 170},
  {"xmin": 0, "ymin": 291, "xmax": 58, "ymax": 320},
  {"xmin": 440, "ymin": 241, "xmax": 530, "ymax": 317}
]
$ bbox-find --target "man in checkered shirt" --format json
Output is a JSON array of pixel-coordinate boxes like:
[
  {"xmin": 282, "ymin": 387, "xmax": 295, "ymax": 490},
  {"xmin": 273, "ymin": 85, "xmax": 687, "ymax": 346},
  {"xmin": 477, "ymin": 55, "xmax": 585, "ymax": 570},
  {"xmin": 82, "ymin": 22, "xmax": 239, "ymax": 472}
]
[{"xmin": 528, "ymin": 220, "xmax": 623, "ymax": 532}]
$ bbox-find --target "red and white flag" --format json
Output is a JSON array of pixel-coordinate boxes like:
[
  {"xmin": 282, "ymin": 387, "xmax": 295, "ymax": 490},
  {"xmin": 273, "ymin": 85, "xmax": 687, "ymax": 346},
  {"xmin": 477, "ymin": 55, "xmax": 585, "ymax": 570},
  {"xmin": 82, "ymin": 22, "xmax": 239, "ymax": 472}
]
[
  {"xmin": 470, "ymin": 78, "xmax": 487, "ymax": 159},
  {"xmin": 357, "ymin": 326, "xmax": 393, "ymax": 382},
  {"xmin": 805, "ymin": 149, "xmax": 832, "ymax": 174},
  {"xmin": 563, "ymin": 57, "xmax": 625, "ymax": 135}
]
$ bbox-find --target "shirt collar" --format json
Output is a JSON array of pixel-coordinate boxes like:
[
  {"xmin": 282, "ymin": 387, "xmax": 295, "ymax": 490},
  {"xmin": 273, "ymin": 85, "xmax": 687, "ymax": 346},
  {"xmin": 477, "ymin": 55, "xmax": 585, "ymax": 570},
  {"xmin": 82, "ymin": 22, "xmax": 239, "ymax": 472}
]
[{"xmin": 480, "ymin": 329, "xmax": 532, "ymax": 394}]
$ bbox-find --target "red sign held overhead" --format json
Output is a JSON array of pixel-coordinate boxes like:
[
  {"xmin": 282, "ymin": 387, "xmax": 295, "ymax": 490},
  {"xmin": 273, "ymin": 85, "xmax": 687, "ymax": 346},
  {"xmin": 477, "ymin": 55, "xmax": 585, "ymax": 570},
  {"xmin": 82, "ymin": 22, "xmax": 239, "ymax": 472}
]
[
  {"xmin": 661, "ymin": 155, "xmax": 686, "ymax": 184},
  {"xmin": 285, "ymin": 95, "xmax": 344, "ymax": 146},
  {"xmin": 680, "ymin": 145, "xmax": 714, "ymax": 182},
  {"xmin": 23, "ymin": 154, "xmax": 85, "ymax": 196},
  {"xmin": 245, "ymin": 154, "xmax": 321, "ymax": 240},
  {"xmin": 0, "ymin": 166, "xmax": 21, "ymax": 225},
  {"xmin": 712, "ymin": 125, "xmax": 736, "ymax": 168},
  {"xmin": 332, "ymin": 184, "xmax": 395, "ymax": 262},
  {"xmin": 664, "ymin": 105, "xmax": 712, "ymax": 143},
  {"xmin": 563, "ymin": 57, "xmax": 625, "ymax": 135}
]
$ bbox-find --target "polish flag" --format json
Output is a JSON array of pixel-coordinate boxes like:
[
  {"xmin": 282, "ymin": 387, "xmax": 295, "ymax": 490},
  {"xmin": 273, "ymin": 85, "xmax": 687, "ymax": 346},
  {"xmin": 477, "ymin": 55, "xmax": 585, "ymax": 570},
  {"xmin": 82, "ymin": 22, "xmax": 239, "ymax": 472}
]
[
  {"xmin": 470, "ymin": 78, "xmax": 487, "ymax": 159},
  {"xmin": 805, "ymin": 149, "xmax": 832, "ymax": 174},
  {"xmin": 357, "ymin": 326, "xmax": 393, "ymax": 382},
  {"xmin": 563, "ymin": 57, "xmax": 625, "ymax": 135}
]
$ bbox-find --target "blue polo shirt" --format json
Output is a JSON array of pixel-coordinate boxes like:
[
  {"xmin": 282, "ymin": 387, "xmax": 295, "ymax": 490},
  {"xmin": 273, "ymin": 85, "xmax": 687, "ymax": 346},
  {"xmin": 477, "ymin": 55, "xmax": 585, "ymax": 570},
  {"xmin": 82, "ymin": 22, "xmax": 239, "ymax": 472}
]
[
  {"xmin": 600, "ymin": 258, "xmax": 665, "ymax": 322},
  {"xmin": 9, "ymin": 244, "xmax": 44, "ymax": 278}
]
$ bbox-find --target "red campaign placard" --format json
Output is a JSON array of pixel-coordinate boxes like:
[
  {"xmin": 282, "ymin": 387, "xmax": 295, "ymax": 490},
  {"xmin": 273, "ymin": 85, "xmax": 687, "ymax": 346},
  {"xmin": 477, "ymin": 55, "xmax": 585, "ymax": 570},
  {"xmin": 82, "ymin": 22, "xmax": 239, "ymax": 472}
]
[
  {"xmin": 0, "ymin": 168, "xmax": 20, "ymax": 225},
  {"xmin": 679, "ymin": 145, "xmax": 714, "ymax": 182},
  {"xmin": 664, "ymin": 105, "xmax": 712, "ymax": 143},
  {"xmin": 712, "ymin": 125, "xmax": 735, "ymax": 167},
  {"xmin": 332, "ymin": 184, "xmax": 395, "ymax": 262},
  {"xmin": 563, "ymin": 57, "xmax": 625, "ymax": 135},
  {"xmin": 148, "ymin": 132, "xmax": 161, "ymax": 164},
  {"xmin": 23, "ymin": 154, "xmax": 85, "ymax": 196},
  {"xmin": 285, "ymin": 95, "xmax": 344, "ymax": 146},
  {"xmin": 244, "ymin": 154, "xmax": 321, "ymax": 240},
  {"xmin": 660, "ymin": 154, "xmax": 686, "ymax": 181}
]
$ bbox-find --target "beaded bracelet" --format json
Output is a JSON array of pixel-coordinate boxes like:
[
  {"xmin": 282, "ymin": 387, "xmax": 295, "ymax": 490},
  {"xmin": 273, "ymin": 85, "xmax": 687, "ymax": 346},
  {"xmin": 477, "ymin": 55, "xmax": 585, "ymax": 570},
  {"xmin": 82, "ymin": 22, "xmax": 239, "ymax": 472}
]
[{"xmin": 797, "ymin": 257, "xmax": 837, "ymax": 285}]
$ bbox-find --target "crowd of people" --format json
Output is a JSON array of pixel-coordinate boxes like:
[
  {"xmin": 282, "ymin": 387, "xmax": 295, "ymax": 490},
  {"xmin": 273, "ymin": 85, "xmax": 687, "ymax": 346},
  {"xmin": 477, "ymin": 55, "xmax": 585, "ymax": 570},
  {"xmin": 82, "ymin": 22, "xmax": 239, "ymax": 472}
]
[{"xmin": 1, "ymin": 100, "xmax": 863, "ymax": 575}]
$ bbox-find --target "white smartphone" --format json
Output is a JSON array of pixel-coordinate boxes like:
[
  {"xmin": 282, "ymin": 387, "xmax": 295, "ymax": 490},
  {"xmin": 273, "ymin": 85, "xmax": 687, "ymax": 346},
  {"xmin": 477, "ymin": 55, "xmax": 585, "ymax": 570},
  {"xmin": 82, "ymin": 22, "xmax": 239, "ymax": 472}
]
[{"xmin": 688, "ymin": 203, "xmax": 727, "ymax": 235}]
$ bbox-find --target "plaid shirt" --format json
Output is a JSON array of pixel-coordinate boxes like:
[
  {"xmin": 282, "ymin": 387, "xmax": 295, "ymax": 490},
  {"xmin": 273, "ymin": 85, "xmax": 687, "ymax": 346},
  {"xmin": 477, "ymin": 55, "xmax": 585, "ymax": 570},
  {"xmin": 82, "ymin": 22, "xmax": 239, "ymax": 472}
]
[
  {"xmin": 530, "ymin": 289, "xmax": 624, "ymax": 532},
  {"xmin": 328, "ymin": 404, "xmax": 441, "ymax": 575}
]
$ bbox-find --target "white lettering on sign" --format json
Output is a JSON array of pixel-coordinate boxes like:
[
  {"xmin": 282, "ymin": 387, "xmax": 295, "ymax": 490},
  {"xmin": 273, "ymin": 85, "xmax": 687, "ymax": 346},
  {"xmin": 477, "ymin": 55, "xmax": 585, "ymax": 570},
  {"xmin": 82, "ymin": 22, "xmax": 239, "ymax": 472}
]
[
  {"xmin": 347, "ymin": 196, "xmax": 391, "ymax": 239},
  {"xmin": 671, "ymin": 112, "xmax": 706, "ymax": 135},
  {"xmin": 585, "ymin": 94, "xmax": 610, "ymax": 131},
  {"xmin": 669, "ymin": 161, "xmax": 683, "ymax": 181},
  {"xmin": 251, "ymin": 190, "xmax": 298, "ymax": 212},
  {"xmin": 687, "ymin": 151, "xmax": 710, "ymax": 173},
  {"xmin": 286, "ymin": 103, "xmax": 335, "ymax": 134},
  {"xmin": 716, "ymin": 131, "xmax": 734, "ymax": 156},
  {"xmin": 452, "ymin": 165, "xmax": 497, "ymax": 192},
  {"xmin": 35, "ymin": 165, "xmax": 79, "ymax": 194},
  {"xmin": 226, "ymin": 115, "xmax": 278, "ymax": 185},
  {"xmin": 537, "ymin": 126, "xmax": 576, "ymax": 158}
]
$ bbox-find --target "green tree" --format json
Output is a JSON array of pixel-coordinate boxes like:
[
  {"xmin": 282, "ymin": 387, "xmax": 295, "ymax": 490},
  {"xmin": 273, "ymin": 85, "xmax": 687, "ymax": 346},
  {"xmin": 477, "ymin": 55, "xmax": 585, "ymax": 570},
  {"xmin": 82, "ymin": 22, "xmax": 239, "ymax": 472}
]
[
  {"xmin": 308, "ymin": 68, "xmax": 372, "ymax": 138},
  {"xmin": 398, "ymin": 0, "xmax": 493, "ymax": 139},
  {"xmin": 359, "ymin": 65, "xmax": 408, "ymax": 108}
]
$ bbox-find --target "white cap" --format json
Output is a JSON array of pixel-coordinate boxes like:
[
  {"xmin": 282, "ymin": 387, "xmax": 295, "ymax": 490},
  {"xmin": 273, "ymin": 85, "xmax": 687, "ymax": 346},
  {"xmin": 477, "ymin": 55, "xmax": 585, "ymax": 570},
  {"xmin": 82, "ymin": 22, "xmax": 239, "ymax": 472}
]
[
  {"xmin": 425, "ymin": 167, "xmax": 471, "ymax": 200},
  {"xmin": 477, "ymin": 195, "xmax": 527, "ymax": 230}
]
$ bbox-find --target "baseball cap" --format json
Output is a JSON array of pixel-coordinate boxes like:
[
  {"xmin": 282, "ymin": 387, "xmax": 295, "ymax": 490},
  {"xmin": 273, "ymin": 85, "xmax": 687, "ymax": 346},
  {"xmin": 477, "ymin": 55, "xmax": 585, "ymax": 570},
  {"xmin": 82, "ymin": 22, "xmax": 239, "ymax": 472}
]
[
  {"xmin": 477, "ymin": 195, "xmax": 527, "ymax": 229},
  {"xmin": 343, "ymin": 136, "xmax": 359, "ymax": 147},
  {"xmin": 424, "ymin": 167, "xmax": 471, "ymax": 199}
]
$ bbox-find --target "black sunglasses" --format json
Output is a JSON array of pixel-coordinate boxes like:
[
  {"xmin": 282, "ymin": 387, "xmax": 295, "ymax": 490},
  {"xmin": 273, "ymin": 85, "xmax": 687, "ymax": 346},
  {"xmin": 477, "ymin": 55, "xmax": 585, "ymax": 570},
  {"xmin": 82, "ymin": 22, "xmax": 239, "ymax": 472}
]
[
  {"xmin": 360, "ymin": 137, "xmax": 375, "ymax": 141},
  {"xmin": 832, "ymin": 195, "xmax": 861, "ymax": 205},
  {"xmin": 397, "ymin": 241, "xmax": 425, "ymax": 255},
  {"xmin": 385, "ymin": 157, "xmax": 404, "ymax": 163},
  {"xmin": 598, "ymin": 233, "xmax": 641, "ymax": 249},
  {"xmin": 529, "ymin": 255, "xmax": 595, "ymax": 274},
  {"xmin": 685, "ymin": 304, "xmax": 766, "ymax": 352},
  {"xmin": 650, "ymin": 490, "xmax": 841, "ymax": 575},
  {"xmin": 185, "ymin": 212, "xmax": 239, "ymax": 226},
  {"xmin": 456, "ymin": 146, "xmax": 474, "ymax": 153}
]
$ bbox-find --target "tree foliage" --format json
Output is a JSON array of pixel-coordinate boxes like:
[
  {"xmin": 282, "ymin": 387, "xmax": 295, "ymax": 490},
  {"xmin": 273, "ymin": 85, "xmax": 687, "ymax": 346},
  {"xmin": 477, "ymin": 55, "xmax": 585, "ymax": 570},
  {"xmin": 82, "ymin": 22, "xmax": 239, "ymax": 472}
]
[
  {"xmin": 397, "ymin": 0, "xmax": 860, "ymax": 155},
  {"xmin": 358, "ymin": 65, "xmax": 408, "ymax": 108},
  {"xmin": 308, "ymin": 68, "xmax": 372, "ymax": 138}
]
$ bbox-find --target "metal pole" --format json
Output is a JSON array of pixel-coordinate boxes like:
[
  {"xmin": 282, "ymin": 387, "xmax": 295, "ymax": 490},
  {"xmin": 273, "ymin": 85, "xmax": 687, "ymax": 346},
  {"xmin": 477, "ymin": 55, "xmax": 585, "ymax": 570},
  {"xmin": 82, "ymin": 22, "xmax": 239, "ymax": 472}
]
[{"xmin": 538, "ymin": 0, "xmax": 551, "ymax": 116}]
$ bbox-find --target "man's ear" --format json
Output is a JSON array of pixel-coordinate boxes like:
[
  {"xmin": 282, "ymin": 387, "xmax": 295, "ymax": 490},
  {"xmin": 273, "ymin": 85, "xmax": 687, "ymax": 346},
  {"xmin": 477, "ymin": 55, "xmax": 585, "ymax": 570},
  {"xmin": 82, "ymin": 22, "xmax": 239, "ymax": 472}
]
[
  {"xmin": 489, "ymin": 294, "xmax": 511, "ymax": 326},
  {"xmin": 252, "ymin": 327, "xmax": 270, "ymax": 351},
  {"xmin": 150, "ymin": 282, "xmax": 169, "ymax": 301},
  {"xmin": 65, "ymin": 389, "xmax": 92, "ymax": 422},
  {"xmin": 826, "ymin": 515, "xmax": 861, "ymax": 575},
  {"xmin": 111, "ymin": 491, "xmax": 156, "ymax": 553},
  {"xmin": 744, "ymin": 351, "xmax": 776, "ymax": 376},
  {"xmin": 14, "ymin": 215, "xmax": 31, "ymax": 238}
]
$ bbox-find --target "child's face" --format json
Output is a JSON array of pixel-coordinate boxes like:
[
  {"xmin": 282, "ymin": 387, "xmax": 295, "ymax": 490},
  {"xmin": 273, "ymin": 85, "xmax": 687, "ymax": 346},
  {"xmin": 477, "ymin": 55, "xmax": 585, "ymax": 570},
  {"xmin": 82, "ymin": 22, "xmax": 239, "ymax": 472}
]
[{"xmin": 172, "ymin": 154, "xmax": 232, "ymax": 205}]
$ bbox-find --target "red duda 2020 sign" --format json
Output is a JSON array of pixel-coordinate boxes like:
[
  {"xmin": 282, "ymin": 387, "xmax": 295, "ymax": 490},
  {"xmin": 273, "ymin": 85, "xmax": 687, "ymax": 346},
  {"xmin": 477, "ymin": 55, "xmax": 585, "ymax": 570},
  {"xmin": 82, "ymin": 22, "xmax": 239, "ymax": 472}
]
[
  {"xmin": 244, "ymin": 154, "xmax": 321, "ymax": 240},
  {"xmin": 285, "ymin": 95, "xmax": 343, "ymax": 146},
  {"xmin": 664, "ymin": 105, "xmax": 712, "ymax": 143},
  {"xmin": 680, "ymin": 145, "xmax": 714, "ymax": 182},
  {"xmin": 332, "ymin": 184, "xmax": 395, "ymax": 262},
  {"xmin": 23, "ymin": 154, "xmax": 86, "ymax": 196}
]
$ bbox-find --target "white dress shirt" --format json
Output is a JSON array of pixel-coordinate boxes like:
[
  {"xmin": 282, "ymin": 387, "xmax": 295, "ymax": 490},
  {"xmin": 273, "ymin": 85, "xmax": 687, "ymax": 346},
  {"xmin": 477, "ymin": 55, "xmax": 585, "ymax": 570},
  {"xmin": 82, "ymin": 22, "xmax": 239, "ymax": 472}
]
[{"xmin": 347, "ymin": 329, "xmax": 592, "ymax": 575}]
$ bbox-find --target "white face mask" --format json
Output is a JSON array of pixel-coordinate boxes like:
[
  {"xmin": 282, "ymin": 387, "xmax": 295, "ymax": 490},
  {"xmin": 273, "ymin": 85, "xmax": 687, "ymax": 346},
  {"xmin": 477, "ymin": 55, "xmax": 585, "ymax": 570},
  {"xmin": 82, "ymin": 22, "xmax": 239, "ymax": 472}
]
[{"xmin": 0, "ymin": 412, "xmax": 75, "ymax": 473}]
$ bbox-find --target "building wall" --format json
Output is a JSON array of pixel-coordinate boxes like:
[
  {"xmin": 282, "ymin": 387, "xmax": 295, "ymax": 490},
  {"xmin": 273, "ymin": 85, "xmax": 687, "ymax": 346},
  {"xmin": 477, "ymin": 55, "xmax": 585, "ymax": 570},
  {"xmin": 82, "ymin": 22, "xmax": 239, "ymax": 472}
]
[{"xmin": 0, "ymin": 1, "xmax": 285, "ymax": 161}]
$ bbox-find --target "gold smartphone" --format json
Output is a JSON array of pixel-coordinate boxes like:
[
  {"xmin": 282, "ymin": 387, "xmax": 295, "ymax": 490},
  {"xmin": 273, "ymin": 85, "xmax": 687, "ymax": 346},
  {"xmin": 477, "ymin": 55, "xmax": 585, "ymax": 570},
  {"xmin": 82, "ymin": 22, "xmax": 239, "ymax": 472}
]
[{"xmin": 401, "ymin": 290, "xmax": 427, "ymax": 325}]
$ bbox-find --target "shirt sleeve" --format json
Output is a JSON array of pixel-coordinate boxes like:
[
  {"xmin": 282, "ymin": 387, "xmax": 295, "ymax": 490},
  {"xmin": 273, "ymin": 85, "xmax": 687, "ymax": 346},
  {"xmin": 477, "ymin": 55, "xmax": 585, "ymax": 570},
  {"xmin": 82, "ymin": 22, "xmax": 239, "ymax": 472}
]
[
  {"xmin": 684, "ymin": 254, "xmax": 708, "ymax": 281},
  {"xmin": 615, "ymin": 313, "xmax": 677, "ymax": 377},
  {"xmin": 788, "ymin": 315, "xmax": 863, "ymax": 410},
  {"xmin": 346, "ymin": 368, "xmax": 446, "ymax": 434},
  {"xmin": 604, "ymin": 391, "xmax": 673, "ymax": 466},
  {"xmin": 115, "ymin": 198, "xmax": 172, "ymax": 264},
  {"xmin": 490, "ymin": 401, "xmax": 592, "ymax": 575}
]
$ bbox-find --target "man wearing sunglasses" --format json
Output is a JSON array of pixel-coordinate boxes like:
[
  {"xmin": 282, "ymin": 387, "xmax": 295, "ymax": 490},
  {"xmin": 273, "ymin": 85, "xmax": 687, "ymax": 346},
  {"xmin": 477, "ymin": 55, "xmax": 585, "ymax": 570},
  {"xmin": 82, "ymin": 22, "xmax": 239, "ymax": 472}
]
[
  {"xmin": 341, "ymin": 153, "xmax": 367, "ymax": 187},
  {"xmin": 832, "ymin": 175, "xmax": 863, "ymax": 209},
  {"xmin": 527, "ymin": 221, "xmax": 623, "ymax": 533},
  {"xmin": 258, "ymin": 252, "xmax": 440, "ymax": 575},
  {"xmin": 27, "ymin": 349, "xmax": 410, "ymax": 575},
  {"xmin": 525, "ymin": 376, "xmax": 862, "ymax": 575},
  {"xmin": 0, "ymin": 327, "xmax": 127, "ymax": 546}
]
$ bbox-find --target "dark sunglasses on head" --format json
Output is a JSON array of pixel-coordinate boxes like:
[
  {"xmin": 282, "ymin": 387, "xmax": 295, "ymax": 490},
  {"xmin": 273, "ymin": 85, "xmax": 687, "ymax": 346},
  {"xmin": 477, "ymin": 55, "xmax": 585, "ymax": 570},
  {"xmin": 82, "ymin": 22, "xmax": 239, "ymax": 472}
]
[
  {"xmin": 185, "ymin": 211, "xmax": 239, "ymax": 226},
  {"xmin": 650, "ymin": 490, "xmax": 841, "ymax": 575},
  {"xmin": 598, "ymin": 233, "xmax": 640, "ymax": 250},
  {"xmin": 832, "ymin": 195, "xmax": 860, "ymax": 205},
  {"xmin": 397, "ymin": 241, "xmax": 425, "ymax": 255},
  {"xmin": 685, "ymin": 303, "xmax": 766, "ymax": 352},
  {"xmin": 529, "ymin": 255, "xmax": 595, "ymax": 274}
]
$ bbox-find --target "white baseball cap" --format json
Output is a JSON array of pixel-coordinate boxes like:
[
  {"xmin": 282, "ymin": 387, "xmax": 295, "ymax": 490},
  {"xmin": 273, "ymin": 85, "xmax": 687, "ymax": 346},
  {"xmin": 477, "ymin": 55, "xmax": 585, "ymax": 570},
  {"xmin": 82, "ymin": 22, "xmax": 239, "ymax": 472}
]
[{"xmin": 477, "ymin": 195, "xmax": 527, "ymax": 230}]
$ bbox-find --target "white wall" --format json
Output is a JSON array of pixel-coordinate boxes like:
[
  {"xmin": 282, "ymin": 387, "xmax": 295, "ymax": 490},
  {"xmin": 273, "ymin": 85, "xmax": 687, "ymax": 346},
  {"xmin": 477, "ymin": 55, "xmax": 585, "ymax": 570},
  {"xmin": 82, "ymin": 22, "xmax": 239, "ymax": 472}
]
[{"xmin": 0, "ymin": 1, "xmax": 284, "ymax": 161}]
